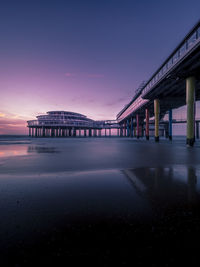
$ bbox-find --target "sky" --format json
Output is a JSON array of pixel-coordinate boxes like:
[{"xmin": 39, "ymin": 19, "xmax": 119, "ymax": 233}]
[{"xmin": 0, "ymin": 0, "xmax": 200, "ymax": 134}]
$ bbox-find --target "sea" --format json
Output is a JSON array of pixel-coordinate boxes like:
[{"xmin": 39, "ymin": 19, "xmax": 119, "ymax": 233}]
[{"xmin": 0, "ymin": 135, "xmax": 200, "ymax": 266}]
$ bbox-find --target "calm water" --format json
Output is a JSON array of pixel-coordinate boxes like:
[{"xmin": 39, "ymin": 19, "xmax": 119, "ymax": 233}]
[{"xmin": 0, "ymin": 136, "xmax": 200, "ymax": 266}]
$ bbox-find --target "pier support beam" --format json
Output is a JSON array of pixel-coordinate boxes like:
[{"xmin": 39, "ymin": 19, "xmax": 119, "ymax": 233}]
[
  {"xmin": 169, "ymin": 109, "xmax": 172, "ymax": 141},
  {"xmin": 35, "ymin": 128, "xmax": 38, "ymax": 137},
  {"xmin": 186, "ymin": 76, "xmax": 195, "ymax": 146},
  {"xmin": 124, "ymin": 122, "xmax": 126, "ymax": 137},
  {"xmin": 127, "ymin": 119, "xmax": 130, "ymax": 137},
  {"xmin": 154, "ymin": 99, "xmax": 160, "ymax": 142},
  {"xmin": 120, "ymin": 126, "xmax": 123, "ymax": 137},
  {"xmin": 145, "ymin": 109, "xmax": 149, "ymax": 140},
  {"xmin": 196, "ymin": 122, "xmax": 199, "ymax": 139},
  {"xmin": 136, "ymin": 114, "xmax": 139, "ymax": 139},
  {"xmin": 51, "ymin": 128, "xmax": 55, "ymax": 137},
  {"xmin": 130, "ymin": 118, "xmax": 133, "ymax": 137}
]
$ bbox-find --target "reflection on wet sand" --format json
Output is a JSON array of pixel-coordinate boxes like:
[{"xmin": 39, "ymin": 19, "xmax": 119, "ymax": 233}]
[
  {"xmin": 0, "ymin": 146, "xmax": 28, "ymax": 157},
  {"xmin": 0, "ymin": 165, "xmax": 200, "ymax": 266},
  {"xmin": 123, "ymin": 165, "xmax": 199, "ymax": 210},
  {"xmin": 187, "ymin": 167, "xmax": 197, "ymax": 204},
  {"xmin": 27, "ymin": 146, "xmax": 59, "ymax": 153}
]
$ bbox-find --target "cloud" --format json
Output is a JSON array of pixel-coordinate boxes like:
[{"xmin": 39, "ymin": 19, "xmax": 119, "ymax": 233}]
[
  {"xmin": 64, "ymin": 72, "xmax": 76, "ymax": 77},
  {"xmin": 0, "ymin": 117, "xmax": 27, "ymax": 135},
  {"xmin": 85, "ymin": 74, "xmax": 104, "ymax": 78},
  {"xmin": 105, "ymin": 97, "xmax": 127, "ymax": 106},
  {"xmin": 0, "ymin": 113, "xmax": 5, "ymax": 117},
  {"xmin": 64, "ymin": 72, "xmax": 104, "ymax": 78}
]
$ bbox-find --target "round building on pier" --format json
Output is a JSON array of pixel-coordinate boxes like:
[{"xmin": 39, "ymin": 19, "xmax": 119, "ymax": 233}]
[{"xmin": 27, "ymin": 111, "xmax": 104, "ymax": 137}]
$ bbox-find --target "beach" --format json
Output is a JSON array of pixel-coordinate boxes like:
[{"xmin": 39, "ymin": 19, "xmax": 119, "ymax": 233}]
[{"xmin": 0, "ymin": 136, "xmax": 200, "ymax": 266}]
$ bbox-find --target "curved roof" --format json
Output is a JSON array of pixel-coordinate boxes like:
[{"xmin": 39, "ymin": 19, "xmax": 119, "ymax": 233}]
[
  {"xmin": 47, "ymin": 111, "xmax": 86, "ymax": 117},
  {"xmin": 28, "ymin": 110, "xmax": 101, "ymax": 127}
]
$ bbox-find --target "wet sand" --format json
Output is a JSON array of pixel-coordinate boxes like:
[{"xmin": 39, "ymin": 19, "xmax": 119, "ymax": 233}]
[{"xmin": 0, "ymin": 136, "xmax": 200, "ymax": 266}]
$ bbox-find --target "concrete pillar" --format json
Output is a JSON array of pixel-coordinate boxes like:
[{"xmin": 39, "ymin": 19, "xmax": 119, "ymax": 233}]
[
  {"xmin": 89, "ymin": 129, "xmax": 92, "ymax": 137},
  {"xmin": 109, "ymin": 128, "xmax": 111, "ymax": 137},
  {"xmin": 99, "ymin": 129, "xmax": 101, "ymax": 137},
  {"xmin": 120, "ymin": 126, "xmax": 123, "ymax": 137},
  {"xmin": 105, "ymin": 128, "xmax": 106, "ymax": 136},
  {"xmin": 124, "ymin": 122, "xmax": 126, "ymax": 137},
  {"xmin": 42, "ymin": 127, "xmax": 45, "ymax": 137},
  {"xmin": 84, "ymin": 129, "xmax": 87, "ymax": 137},
  {"xmin": 136, "ymin": 114, "xmax": 139, "ymax": 139},
  {"xmin": 196, "ymin": 122, "xmax": 199, "ymax": 139},
  {"xmin": 169, "ymin": 109, "xmax": 172, "ymax": 140},
  {"xmin": 35, "ymin": 128, "xmax": 38, "ymax": 137},
  {"xmin": 127, "ymin": 119, "xmax": 129, "ymax": 137},
  {"xmin": 164, "ymin": 123, "xmax": 169, "ymax": 139},
  {"xmin": 73, "ymin": 128, "xmax": 76, "ymax": 137},
  {"xmin": 145, "ymin": 109, "xmax": 149, "ymax": 140},
  {"xmin": 186, "ymin": 76, "xmax": 195, "ymax": 146},
  {"xmin": 141, "ymin": 124, "xmax": 144, "ymax": 137},
  {"xmin": 154, "ymin": 99, "xmax": 160, "ymax": 142},
  {"xmin": 130, "ymin": 118, "xmax": 133, "ymax": 137},
  {"xmin": 134, "ymin": 125, "xmax": 136, "ymax": 137},
  {"xmin": 51, "ymin": 128, "xmax": 55, "ymax": 137},
  {"xmin": 29, "ymin": 128, "xmax": 31, "ymax": 137}
]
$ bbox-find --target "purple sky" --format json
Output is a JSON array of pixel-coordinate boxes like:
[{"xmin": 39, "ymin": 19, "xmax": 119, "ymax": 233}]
[{"xmin": 0, "ymin": 0, "xmax": 200, "ymax": 134}]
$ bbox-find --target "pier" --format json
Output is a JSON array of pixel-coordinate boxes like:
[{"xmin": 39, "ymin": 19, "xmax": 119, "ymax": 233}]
[
  {"xmin": 117, "ymin": 20, "xmax": 200, "ymax": 146},
  {"xmin": 27, "ymin": 111, "xmax": 121, "ymax": 138}
]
